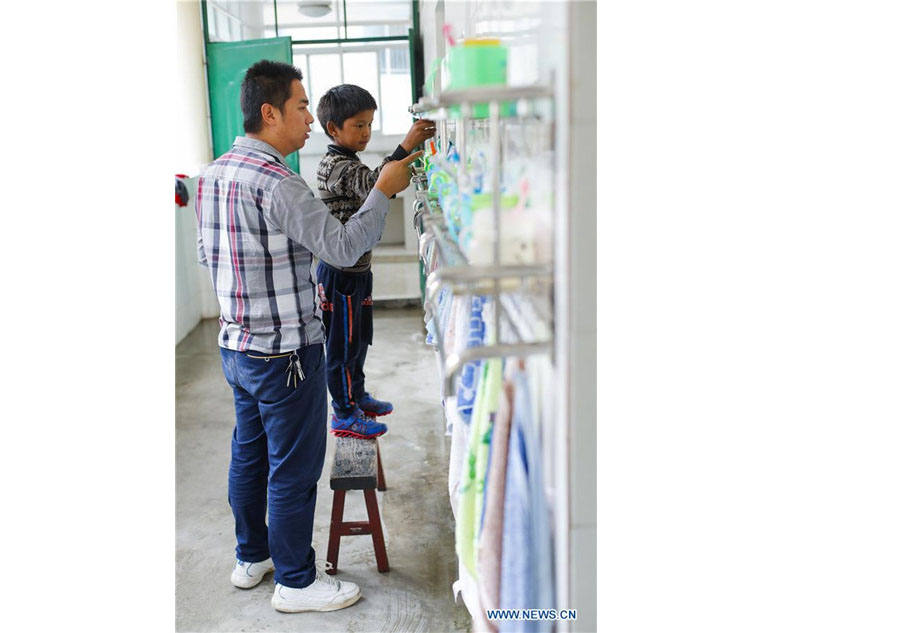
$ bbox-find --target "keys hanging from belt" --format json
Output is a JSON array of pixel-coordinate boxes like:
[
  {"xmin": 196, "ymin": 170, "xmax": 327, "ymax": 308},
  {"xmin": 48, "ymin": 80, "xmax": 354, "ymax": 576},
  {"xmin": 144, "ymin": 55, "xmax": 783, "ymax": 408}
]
[{"xmin": 285, "ymin": 351, "xmax": 305, "ymax": 388}]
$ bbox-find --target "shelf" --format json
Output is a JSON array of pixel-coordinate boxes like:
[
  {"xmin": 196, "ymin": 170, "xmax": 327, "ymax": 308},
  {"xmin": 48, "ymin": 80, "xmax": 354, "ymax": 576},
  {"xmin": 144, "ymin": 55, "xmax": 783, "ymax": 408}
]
[
  {"xmin": 413, "ymin": 128, "xmax": 555, "ymax": 393},
  {"xmin": 409, "ymin": 84, "xmax": 554, "ymax": 115}
]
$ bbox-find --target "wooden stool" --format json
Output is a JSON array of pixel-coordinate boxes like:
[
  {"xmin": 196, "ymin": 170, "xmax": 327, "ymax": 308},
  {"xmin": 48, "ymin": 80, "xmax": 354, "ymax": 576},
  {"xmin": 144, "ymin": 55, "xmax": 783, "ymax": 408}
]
[{"xmin": 326, "ymin": 436, "xmax": 388, "ymax": 575}]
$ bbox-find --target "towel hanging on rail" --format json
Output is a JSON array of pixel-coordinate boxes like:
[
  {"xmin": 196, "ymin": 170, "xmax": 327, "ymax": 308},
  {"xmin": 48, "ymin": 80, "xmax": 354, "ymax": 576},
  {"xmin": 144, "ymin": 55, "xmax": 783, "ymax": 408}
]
[
  {"xmin": 456, "ymin": 351, "xmax": 501, "ymax": 579},
  {"xmin": 457, "ymin": 295, "xmax": 487, "ymax": 425},
  {"xmin": 498, "ymin": 363, "xmax": 555, "ymax": 632},
  {"xmin": 477, "ymin": 370, "xmax": 515, "ymax": 621}
]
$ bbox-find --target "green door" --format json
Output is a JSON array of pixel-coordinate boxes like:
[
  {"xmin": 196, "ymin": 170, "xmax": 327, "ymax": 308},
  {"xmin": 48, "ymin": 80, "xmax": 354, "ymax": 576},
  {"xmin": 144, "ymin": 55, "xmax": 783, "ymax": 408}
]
[{"xmin": 206, "ymin": 37, "xmax": 299, "ymax": 173}]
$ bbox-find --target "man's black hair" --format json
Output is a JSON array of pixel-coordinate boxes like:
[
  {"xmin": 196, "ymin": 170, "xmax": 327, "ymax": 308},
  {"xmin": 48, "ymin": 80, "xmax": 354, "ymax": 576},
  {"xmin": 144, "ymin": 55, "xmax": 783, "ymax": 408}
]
[
  {"xmin": 241, "ymin": 60, "xmax": 304, "ymax": 133},
  {"xmin": 316, "ymin": 84, "xmax": 378, "ymax": 139}
]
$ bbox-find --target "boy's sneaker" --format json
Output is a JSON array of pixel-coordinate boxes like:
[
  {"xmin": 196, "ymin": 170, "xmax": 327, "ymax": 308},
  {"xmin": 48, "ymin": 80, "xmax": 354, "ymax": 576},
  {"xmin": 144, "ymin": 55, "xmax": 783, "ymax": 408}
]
[
  {"xmin": 358, "ymin": 393, "xmax": 393, "ymax": 417},
  {"xmin": 271, "ymin": 567, "xmax": 361, "ymax": 613},
  {"xmin": 331, "ymin": 408, "xmax": 387, "ymax": 439},
  {"xmin": 231, "ymin": 557, "xmax": 275, "ymax": 589}
]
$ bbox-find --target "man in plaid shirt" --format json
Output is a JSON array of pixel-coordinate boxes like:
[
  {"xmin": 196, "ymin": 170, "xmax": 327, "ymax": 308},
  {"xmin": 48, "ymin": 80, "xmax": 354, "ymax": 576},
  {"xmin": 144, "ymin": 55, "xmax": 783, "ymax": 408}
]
[{"xmin": 195, "ymin": 60, "xmax": 420, "ymax": 614}]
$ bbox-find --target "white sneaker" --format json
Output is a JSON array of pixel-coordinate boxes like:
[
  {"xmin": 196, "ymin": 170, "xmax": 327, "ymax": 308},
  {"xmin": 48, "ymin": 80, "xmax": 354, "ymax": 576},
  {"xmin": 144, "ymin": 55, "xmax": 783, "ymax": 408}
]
[
  {"xmin": 271, "ymin": 565, "xmax": 361, "ymax": 613},
  {"xmin": 231, "ymin": 557, "xmax": 275, "ymax": 589}
]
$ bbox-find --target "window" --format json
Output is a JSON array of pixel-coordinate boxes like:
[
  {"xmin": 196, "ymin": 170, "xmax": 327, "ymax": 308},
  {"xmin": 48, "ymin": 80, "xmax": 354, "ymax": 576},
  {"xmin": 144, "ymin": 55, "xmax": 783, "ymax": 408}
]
[
  {"xmin": 206, "ymin": 1, "xmax": 267, "ymax": 42},
  {"xmin": 296, "ymin": 44, "xmax": 412, "ymax": 137},
  {"xmin": 204, "ymin": 1, "xmax": 416, "ymax": 140}
]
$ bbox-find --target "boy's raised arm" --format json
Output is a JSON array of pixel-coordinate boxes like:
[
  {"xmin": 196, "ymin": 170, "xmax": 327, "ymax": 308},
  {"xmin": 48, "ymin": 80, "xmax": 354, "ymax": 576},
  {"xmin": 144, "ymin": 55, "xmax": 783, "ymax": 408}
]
[{"xmin": 400, "ymin": 119, "xmax": 436, "ymax": 154}]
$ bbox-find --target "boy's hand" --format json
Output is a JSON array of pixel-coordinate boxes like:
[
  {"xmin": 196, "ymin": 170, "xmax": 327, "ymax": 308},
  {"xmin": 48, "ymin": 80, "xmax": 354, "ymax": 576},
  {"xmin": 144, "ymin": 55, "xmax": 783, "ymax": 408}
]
[
  {"xmin": 375, "ymin": 151, "xmax": 424, "ymax": 198},
  {"xmin": 400, "ymin": 119, "xmax": 436, "ymax": 153}
]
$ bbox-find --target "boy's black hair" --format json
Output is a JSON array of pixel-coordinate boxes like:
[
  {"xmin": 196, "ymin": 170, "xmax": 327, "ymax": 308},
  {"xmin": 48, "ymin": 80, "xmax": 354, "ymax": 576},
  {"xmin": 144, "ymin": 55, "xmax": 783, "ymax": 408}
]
[
  {"xmin": 241, "ymin": 60, "xmax": 304, "ymax": 133},
  {"xmin": 316, "ymin": 84, "xmax": 378, "ymax": 139}
]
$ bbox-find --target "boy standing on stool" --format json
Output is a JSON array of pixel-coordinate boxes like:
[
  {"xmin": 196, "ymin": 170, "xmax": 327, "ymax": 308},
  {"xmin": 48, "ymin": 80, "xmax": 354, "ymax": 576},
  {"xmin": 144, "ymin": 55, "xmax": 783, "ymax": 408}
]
[{"xmin": 315, "ymin": 84, "xmax": 434, "ymax": 440}]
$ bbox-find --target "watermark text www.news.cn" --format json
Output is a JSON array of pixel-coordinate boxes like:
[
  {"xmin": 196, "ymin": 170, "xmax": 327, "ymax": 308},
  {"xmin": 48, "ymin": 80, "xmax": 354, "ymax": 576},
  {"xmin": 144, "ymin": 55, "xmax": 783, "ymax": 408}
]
[{"xmin": 486, "ymin": 609, "xmax": 577, "ymax": 621}]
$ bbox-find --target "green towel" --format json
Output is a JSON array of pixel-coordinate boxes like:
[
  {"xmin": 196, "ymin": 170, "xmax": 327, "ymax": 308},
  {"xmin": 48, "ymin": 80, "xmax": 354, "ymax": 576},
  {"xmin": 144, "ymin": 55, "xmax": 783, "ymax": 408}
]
[{"xmin": 456, "ymin": 356, "xmax": 502, "ymax": 578}]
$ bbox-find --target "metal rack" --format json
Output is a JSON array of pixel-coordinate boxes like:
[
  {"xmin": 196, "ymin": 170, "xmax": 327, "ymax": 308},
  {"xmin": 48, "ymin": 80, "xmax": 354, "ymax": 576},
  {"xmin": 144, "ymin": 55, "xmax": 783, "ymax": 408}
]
[{"xmin": 409, "ymin": 85, "xmax": 555, "ymax": 395}]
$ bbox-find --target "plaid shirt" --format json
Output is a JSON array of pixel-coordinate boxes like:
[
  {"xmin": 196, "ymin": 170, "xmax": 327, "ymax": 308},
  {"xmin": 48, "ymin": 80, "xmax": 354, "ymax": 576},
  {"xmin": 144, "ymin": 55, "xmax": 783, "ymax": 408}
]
[{"xmin": 196, "ymin": 136, "xmax": 389, "ymax": 353}]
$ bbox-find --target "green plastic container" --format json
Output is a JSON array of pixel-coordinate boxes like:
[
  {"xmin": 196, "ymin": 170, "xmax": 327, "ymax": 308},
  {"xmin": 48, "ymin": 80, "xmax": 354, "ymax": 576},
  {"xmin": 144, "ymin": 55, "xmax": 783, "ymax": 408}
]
[
  {"xmin": 462, "ymin": 193, "xmax": 519, "ymax": 227},
  {"xmin": 446, "ymin": 40, "xmax": 515, "ymax": 118}
]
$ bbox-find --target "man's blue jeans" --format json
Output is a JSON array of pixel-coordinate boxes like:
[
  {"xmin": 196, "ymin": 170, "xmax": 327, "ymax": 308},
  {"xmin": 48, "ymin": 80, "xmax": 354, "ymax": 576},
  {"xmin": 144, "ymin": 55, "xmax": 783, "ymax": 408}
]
[{"xmin": 220, "ymin": 343, "xmax": 327, "ymax": 589}]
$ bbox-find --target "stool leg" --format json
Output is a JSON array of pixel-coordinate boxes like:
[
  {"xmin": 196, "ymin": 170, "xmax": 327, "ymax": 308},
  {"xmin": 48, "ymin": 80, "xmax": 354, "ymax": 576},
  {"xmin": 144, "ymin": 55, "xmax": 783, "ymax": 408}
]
[
  {"xmin": 363, "ymin": 488, "xmax": 390, "ymax": 572},
  {"xmin": 376, "ymin": 440, "xmax": 386, "ymax": 491},
  {"xmin": 326, "ymin": 489, "xmax": 346, "ymax": 575}
]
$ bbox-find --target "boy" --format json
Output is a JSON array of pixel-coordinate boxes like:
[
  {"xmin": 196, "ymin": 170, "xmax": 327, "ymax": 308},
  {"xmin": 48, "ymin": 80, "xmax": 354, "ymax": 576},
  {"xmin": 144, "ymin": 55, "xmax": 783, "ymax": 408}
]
[{"xmin": 315, "ymin": 84, "xmax": 434, "ymax": 439}]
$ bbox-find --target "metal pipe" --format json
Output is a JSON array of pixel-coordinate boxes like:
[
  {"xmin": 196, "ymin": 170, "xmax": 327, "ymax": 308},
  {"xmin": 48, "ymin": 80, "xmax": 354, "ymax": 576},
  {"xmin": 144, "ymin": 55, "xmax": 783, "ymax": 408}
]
[
  {"xmin": 426, "ymin": 264, "xmax": 554, "ymax": 344},
  {"xmin": 430, "ymin": 263, "xmax": 553, "ymax": 284},
  {"xmin": 457, "ymin": 104, "xmax": 468, "ymax": 185},
  {"xmin": 424, "ymin": 271, "xmax": 554, "ymax": 394},
  {"xmin": 442, "ymin": 341, "xmax": 552, "ymax": 396},
  {"xmin": 419, "ymin": 214, "xmax": 460, "ymax": 268},
  {"xmin": 490, "ymin": 99, "xmax": 501, "ymax": 345},
  {"xmin": 272, "ymin": 0, "xmax": 278, "ymax": 36},
  {"xmin": 374, "ymin": 43, "xmax": 383, "ymax": 130},
  {"xmin": 290, "ymin": 35, "xmax": 409, "ymax": 45},
  {"xmin": 414, "ymin": 84, "xmax": 553, "ymax": 111}
]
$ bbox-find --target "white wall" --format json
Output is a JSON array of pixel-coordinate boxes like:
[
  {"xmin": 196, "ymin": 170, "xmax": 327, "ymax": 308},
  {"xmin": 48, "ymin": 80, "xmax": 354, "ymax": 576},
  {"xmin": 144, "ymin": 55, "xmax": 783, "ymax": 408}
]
[
  {"xmin": 175, "ymin": 0, "xmax": 218, "ymax": 345},
  {"xmin": 563, "ymin": 3, "xmax": 597, "ymax": 631}
]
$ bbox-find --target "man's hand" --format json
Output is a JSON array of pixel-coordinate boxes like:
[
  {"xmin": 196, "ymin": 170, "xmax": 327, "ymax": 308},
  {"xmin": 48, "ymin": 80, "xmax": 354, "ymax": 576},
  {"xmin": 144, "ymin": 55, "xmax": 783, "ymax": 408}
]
[
  {"xmin": 400, "ymin": 119, "xmax": 436, "ymax": 153},
  {"xmin": 375, "ymin": 151, "xmax": 424, "ymax": 198}
]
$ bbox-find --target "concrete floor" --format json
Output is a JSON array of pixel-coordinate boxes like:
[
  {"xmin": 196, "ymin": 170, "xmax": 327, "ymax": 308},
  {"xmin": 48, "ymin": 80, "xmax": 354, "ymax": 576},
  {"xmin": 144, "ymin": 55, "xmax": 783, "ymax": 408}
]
[{"xmin": 176, "ymin": 309, "xmax": 472, "ymax": 632}]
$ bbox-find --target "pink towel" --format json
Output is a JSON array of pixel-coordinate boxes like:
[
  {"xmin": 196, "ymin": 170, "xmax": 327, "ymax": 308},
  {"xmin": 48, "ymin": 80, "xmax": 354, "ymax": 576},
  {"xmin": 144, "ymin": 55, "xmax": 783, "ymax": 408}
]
[{"xmin": 476, "ymin": 375, "xmax": 515, "ymax": 628}]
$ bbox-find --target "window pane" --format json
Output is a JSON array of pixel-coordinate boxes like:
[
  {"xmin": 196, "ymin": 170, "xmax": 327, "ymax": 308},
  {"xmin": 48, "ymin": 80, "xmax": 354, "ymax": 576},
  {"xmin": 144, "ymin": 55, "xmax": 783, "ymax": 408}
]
[
  {"xmin": 292, "ymin": 51, "xmax": 312, "ymax": 118},
  {"xmin": 293, "ymin": 53, "xmax": 308, "ymax": 80},
  {"xmin": 307, "ymin": 54, "xmax": 343, "ymax": 136},
  {"xmin": 342, "ymin": 51, "xmax": 381, "ymax": 132},
  {"xmin": 382, "ymin": 45, "xmax": 409, "ymax": 74},
  {"xmin": 344, "ymin": 0, "xmax": 410, "ymax": 23},
  {"xmin": 263, "ymin": 2, "xmax": 277, "ymax": 27},
  {"xmin": 332, "ymin": 41, "xmax": 397, "ymax": 50},
  {"xmin": 379, "ymin": 47, "xmax": 412, "ymax": 135},
  {"xmin": 234, "ymin": 1, "xmax": 267, "ymax": 39},
  {"xmin": 345, "ymin": 24, "xmax": 408, "ymax": 39},
  {"xmin": 206, "ymin": 1, "xmax": 268, "ymax": 42},
  {"xmin": 214, "ymin": 7, "xmax": 229, "ymax": 41},
  {"xmin": 280, "ymin": 25, "xmax": 341, "ymax": 40}
]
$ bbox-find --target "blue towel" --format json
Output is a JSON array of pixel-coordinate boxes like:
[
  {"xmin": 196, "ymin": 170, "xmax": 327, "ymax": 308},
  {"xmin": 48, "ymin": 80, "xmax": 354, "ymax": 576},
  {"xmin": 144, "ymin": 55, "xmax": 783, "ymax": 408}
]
[
  {"xmin": 456, "ymin": 296, "xmax": 485, "ymax": 425},
  {"xmin": 498, "ymin": 367, "xmax": 555, "ymax": 633}
]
